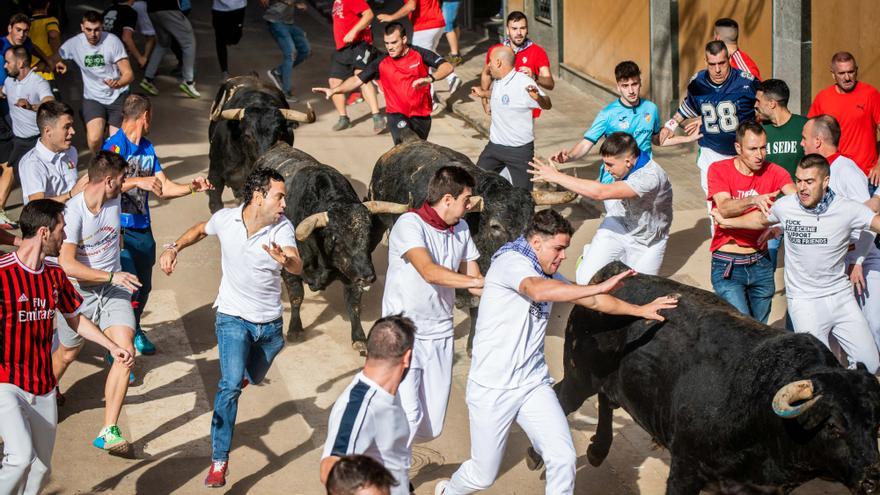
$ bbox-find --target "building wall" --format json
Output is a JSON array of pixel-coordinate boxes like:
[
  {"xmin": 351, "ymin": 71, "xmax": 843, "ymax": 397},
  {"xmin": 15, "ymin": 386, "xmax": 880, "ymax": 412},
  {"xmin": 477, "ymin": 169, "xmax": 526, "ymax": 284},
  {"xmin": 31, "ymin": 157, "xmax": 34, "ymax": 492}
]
[
  {"xmin": 810, "ymin": 0, "xmax": 880, "ymax": 100},
  {"xmin": 678, "ymin": 0, "xmax": 773, "ymax": 85},
  {"xmin": 561, "ymin": 1, "xmax": 652, "ymax": 93}
]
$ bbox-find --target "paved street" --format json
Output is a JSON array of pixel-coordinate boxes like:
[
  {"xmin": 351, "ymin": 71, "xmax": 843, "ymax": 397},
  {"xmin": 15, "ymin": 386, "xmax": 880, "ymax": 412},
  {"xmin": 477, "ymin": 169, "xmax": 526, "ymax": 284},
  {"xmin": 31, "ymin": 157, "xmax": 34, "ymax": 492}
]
[{"xmin": 2, "ymin": 0, "xmax": 851, "ymax": 493}]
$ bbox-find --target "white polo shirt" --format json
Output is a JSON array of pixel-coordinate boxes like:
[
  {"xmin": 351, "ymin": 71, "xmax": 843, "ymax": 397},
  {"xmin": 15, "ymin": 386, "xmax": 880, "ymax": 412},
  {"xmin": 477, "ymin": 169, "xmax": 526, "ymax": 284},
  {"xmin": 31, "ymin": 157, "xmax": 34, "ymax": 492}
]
[
  {"xmin": 59, "ymin": 32, "xmax": 128, "ymax": 105},
  {"xmin": 19, "ymin": 140, "xmax": 79, "ymax": 205},
  {"xmin": 469, "ymin": 250, "xmax": 565, "ymax": 390},
  {"xmin": 769, "ymin": 194, "xmax": 876, "ymax": 299},
  {"xmin": 488, "ymin": 70, "xmax": 543, "ymax": 147},
  {"xmin": 322, "ymin": 372, "xmax": 411, "ymax": 495},
  {"xmin": 62, "ymin": 194, "xmax": 122, "ymax": 272},
  {"xmin": 205, "ymin": 205, "xmax": 297, "ymax": 323},
  {"xmin": 382, "ymin": 212, "xmax": 480, "ymax": 339},
  {"xmin": 3, "ymin": 70, "xmax": 52, "ymax": 138}
]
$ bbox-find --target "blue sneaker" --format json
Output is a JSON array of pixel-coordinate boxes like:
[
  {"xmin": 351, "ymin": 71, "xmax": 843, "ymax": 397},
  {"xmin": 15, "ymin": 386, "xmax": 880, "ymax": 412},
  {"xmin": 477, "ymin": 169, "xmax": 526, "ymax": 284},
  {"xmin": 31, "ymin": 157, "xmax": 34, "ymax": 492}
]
[
  {"xmin": 134, "ymin": 329, "xmax": 156, "ymax": 355},
  {"xmin": 93, "ymin": 424, "xmax": 131, "ymax": 456}
]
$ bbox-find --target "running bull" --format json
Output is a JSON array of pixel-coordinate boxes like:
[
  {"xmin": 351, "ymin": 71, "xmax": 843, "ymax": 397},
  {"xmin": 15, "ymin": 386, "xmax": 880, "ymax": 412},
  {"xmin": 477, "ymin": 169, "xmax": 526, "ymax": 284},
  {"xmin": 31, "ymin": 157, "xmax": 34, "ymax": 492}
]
[
  {"xmin": 367, "ymin": 133, "xmax": 577, "ymax": 353},
  {"xmin": 207, "ymin": 74, "xmax": 316, "ymax": 213},
  {"xmin": 254, "ymin": 143, "xmax": 409, "ymax": 352},
  {"xmin": 529, "ymin": 261, "xmax": 880, "ymax": 494}
]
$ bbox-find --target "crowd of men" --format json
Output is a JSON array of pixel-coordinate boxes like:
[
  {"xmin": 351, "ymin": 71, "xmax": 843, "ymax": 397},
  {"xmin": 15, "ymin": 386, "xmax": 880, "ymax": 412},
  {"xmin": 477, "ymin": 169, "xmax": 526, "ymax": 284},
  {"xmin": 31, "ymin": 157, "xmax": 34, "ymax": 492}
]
[{"xmin": 1, "ymin": 1, "xmax": 880, "ymax": 495}]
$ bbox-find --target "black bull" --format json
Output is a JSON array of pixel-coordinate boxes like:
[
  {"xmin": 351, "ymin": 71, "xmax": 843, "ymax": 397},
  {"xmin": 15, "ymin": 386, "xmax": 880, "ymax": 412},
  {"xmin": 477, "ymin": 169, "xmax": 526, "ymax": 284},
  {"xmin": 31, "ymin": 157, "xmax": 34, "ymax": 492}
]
[{"xmin": 532, "ymin": 261, "xmax": 880, "ymax": 494}]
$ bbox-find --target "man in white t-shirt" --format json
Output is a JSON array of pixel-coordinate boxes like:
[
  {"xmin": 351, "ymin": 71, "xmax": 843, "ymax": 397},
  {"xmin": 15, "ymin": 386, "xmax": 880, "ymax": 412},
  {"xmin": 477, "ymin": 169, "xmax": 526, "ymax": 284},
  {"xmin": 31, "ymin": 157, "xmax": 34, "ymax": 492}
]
[
  {"xmin": 435, "ymin": 209, "xmax": 677, "ymax": 495},
  {"xmin": 531, "ymin": 132, "xmax": 674, "ymax": 283},
  {"xmin": 56, "ymin": 150, "xmax": 142, "ymax": 455},
  {"xmin": 470, "ymin": 46, "xmax": 550, "ymax": 191},
  {"xmin": 1, "ymin": 45, "xmax": 54, "ymax": 168},
  {"xmin": 55, "ymin": 11, "xmax": 133, "ymax": 153},
  {"xmin": 19, "ymin": 101, "xmax": 87, "ymax": 206},
  {"xmin": 382, "ymin": 166, "xmax": 483, "ymax": 448},
  {"xmin": 321, "ymin": 315, "xmax": 415, "ymax": 495},
  {"xmin": 159, "ymin": 167, "xmax": 302, "ymax": 488},
  {"xmin": 713, "ymin": 154, "xmax": 880, "ymax": 372}
]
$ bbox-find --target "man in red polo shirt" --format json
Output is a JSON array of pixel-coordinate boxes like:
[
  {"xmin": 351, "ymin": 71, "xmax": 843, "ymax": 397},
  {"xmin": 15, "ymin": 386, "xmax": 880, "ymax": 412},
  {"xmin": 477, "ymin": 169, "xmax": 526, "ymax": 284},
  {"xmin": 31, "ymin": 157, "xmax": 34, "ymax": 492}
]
[
  {"xmin": 713, "ymin": 18, "xmax": 761, "ymax": 79},
  {"xmin": 809, "ymin": 51, "xmax": 880, "ymax": 184},
  {"xmin": 479, "ymin": 11, "xmax": 553, "ymax": 117},
  {"xmin": 313, "ymin": 22, "xmax": 453, "ymax": 145},
  {"xmin": 707, "ymin": 121, "xmax": 795, "ymax": 323}
]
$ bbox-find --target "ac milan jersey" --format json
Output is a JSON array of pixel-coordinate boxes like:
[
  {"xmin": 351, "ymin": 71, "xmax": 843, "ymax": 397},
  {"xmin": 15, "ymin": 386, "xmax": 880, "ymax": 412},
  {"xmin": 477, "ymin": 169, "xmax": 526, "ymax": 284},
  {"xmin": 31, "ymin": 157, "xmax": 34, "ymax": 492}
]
[
  {"xmin": 678, "ymin": 68, "xmax": 759, "ymax": 156},
  {"xmin": 0, "ymin": 253, "xmax": 82, "ymax": 394}
]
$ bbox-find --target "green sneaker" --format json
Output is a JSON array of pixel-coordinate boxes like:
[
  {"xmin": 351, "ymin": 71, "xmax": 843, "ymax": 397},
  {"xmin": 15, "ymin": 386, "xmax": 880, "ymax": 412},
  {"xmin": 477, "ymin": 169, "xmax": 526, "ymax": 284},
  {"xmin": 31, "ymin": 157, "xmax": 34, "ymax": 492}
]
[
  {"xmin": 139, "ymin": 79, "xmax": 159, "ymax": 96},
  {"xmin": 179, "ymin": 81, "xmax": 201, "ymax": 99},
  {"xmin": 92, "ymin": 425, "xmax": 131, "ymax": 456},
  {"xmin": 332, "ymin": 116, "xmax": 352, "ymax": 131}
]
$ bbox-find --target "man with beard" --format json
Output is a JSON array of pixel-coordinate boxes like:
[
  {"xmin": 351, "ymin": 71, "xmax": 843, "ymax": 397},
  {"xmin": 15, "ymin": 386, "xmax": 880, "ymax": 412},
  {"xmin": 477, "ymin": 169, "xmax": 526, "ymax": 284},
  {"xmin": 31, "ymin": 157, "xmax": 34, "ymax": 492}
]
[{"xmin": 1, "ymin": 45, "xmax": 54, "ymax": 168}]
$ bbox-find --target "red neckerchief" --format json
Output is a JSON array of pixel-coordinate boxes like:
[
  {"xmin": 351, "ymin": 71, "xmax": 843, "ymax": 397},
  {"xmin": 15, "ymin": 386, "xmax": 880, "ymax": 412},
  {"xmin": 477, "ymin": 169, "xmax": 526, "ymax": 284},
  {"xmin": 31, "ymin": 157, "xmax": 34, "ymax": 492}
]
[
  {"xmin": 410, "ymin": 202, "xmax": 454, "ymax": 233},
  {"xmin": 827, "ymin": 152, "xmax": 841, "ymax": 166}
]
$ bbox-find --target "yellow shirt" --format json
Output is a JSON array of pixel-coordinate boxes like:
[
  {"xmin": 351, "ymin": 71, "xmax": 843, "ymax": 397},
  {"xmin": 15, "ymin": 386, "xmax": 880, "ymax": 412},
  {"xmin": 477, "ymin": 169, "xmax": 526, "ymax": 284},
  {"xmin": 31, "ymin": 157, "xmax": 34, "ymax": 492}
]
[{"xmin": 29, "ymin": 15, "xmax": 60, "ymax": 81}]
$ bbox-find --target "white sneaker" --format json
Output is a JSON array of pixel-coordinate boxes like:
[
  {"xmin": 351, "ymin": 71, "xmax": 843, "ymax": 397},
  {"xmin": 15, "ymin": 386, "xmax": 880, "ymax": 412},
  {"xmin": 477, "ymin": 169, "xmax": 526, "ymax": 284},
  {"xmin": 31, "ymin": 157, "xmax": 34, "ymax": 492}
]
[
  {"xmin": 434, "ymin": 479, "xmax": 449, "ymax": 495},
  {"xmin": 178, "ymin": 81, "xmax": 201, "ymax": 99},
  {"xmin": 447, "ymin": 74, "xmax": 462, "ymax": 94}
]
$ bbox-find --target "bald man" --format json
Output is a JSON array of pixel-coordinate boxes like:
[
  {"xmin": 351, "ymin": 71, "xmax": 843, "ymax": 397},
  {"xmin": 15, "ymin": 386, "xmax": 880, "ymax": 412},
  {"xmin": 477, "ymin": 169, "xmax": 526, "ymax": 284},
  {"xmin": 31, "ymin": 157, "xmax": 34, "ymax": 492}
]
[{"xmin": 470, "ymin": 46, "xmax": 550, "ymax": 190}]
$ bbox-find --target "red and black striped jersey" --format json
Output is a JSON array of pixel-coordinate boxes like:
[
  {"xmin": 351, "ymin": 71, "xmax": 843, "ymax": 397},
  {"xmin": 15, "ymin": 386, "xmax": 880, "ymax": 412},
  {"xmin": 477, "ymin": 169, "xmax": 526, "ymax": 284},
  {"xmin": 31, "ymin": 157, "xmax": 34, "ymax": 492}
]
[{"xmin": 0, "ymin": 252, "xmax": 82, "ymax": 394}]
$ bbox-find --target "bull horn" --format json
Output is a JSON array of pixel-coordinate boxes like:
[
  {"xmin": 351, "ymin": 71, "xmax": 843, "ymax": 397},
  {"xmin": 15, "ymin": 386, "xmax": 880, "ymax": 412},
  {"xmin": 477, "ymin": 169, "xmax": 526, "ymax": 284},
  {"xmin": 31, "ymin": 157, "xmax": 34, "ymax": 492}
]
[
  {"xmin": 469, "ymin": 196, "xmax": 484, "ymax": 212},
  {"xmin": 295, "ymin": 211, "xmax": 329, "ymax": 241},
  {"xmin": 280, "ymin": 103, "xmax": 316, "ymax": 123},
  {"xmin": 772, "ymin": 380, "xmax": 822, "ymax": 418},
  {"xmin": 218, "ymin": 108, "xmax": 246, "ymax": 120},
  {"xmin": 363, "ymin": 200, "xmax": 410, "ymax": 214},
  {"xmin": 531, "ymin": 190, "xmax": 579, "ymax": 205}
]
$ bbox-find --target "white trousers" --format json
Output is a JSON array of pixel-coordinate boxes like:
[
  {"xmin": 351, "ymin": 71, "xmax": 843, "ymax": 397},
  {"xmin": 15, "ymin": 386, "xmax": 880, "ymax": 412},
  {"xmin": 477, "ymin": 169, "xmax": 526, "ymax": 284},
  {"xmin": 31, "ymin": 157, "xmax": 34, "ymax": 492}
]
[
  {"xmin": 789, "ymin": 289, "xmax": 880, "ymax": 373},
  {"xmin": 575, "ymin": 226, "xmax": 668, "ymax": 284},
  {"xmin": 698, "ymin": 147, "xmax": 732, "ymax": 235},
  {"xmin": 856, "ymin": 264, "xmax": 880, "ymax": 352},
  {"xmin": 397, "ymin": 336, "xmax": 454, "ymax": 446},
  {"xmin": 445, "ymin": 380, "xmax": 576, "ymax": 495},
  {"xmin": 0, "ymin": 384, "xmax": 57, "ymax": 495}
]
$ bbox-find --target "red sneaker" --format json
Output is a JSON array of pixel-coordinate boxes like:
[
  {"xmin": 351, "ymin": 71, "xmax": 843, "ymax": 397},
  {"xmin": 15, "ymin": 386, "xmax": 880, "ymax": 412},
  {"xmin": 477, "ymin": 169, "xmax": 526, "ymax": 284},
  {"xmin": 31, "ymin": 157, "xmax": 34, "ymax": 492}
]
[
  {"xmin": 241, "ymin": 377, "xmax": 249, "ymax": 389},
  {"xmin": 205, "ymin": 460, "xmax": 228, "ymax": 488}
]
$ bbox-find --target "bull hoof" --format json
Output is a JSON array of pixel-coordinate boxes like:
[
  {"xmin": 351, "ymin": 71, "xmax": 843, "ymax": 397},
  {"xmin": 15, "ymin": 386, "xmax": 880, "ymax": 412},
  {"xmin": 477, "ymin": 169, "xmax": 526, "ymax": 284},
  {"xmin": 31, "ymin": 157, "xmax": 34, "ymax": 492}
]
[
  {"xmin": 286, "ymin": 330, "xmax": 305, "ymax": 343},
  {"xmin": 587, "ymin": 442, "xmax": 609, "ymax": 467},
  {"xmin": 525, "ymin": 446, "xmax": 544, "ymax": 471},
  {"xmin": 352, "ymin": 341, "xmax": 367, "ymax": 356}
]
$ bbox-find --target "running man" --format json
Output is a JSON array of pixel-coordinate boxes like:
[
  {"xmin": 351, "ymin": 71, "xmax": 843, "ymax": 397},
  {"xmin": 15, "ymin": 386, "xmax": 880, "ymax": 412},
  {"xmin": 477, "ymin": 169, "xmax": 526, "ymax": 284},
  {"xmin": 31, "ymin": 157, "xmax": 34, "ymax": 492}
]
[
  {"xmin": 659, "ymin": 40, "xmax": 759, "ymax": 197},
  {"xmin": 139, "ymin": 0, "xmax": 199, "ymax": 98},
  {"xmin": 159, "ymin": 167, "xmax": 302, "ymax": 488},
  {"xmin": 531, "ymin": 132, "xmax": 673, "ymax": 284},
  {"xmin": 2, "ymin": 45, "xmax": 55, "ymax": 168},
  {"xmin": 0, "ymin": 199, "xmax": 133, "ymax": 495},
  {"xmin": 321, "ymin": 315, "xmax": 416, "ymax": 495},
  {"xmin": 211, "ymin": 0, "xmax": 246, "ymax": 79},
  {"xmin": 713, "ymin": 154, "xmax": 880, "ymax": 373},
  {"xmin": 381, "ymin": 166, "xmax": 482, "ymax": 448},
  {"xmin": 55, "ymin": 11, "xmax": 133, "ymax": 153},
  {"xmin": 435, "ymin": 210, "xmax": 677, "ymax": 495},
  {"xmin": 713, "ymin": 18, "xmax": 761, "ymax": 79},
  {"xmin": 103, "ymin": 94, "xmax": 212, "ymax": 355},
  {"xmin": 103, "ymin": 0, "xmax": 150, "ymax": 68},
  {"xmin": 55, "ymin": 150, "xmax": 142, "ymax": 455},
  {"xmin": 313, "ymin": 22, "xmax": 454, "ymax": 144}
]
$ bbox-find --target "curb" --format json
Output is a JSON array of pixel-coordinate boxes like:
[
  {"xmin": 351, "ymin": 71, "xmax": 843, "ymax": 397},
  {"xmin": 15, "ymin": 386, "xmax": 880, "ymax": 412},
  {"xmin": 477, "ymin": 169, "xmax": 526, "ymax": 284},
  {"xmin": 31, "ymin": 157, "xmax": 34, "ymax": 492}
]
[{"xmin": 450, "ymin": 101, "xmax": 490, "ymax": 138}]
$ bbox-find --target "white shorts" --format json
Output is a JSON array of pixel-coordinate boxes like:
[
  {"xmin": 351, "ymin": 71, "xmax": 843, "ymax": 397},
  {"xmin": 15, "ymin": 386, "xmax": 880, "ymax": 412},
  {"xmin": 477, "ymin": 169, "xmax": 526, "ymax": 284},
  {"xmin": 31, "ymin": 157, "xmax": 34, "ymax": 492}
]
[
  {"xmin": 411, "ymin": 27, "xmax": 443, "ymax": 52},
  {"xmin": 576, "ymin": 225, "xmax": 667, "ymax": 284},
  {"xmin": 789, "ymin": 289, "xmax": 880, "ymax": 373},
  {"xmin": 398, "ymin": 335, "xmax": 454, "ymax": 446},
  {"xmin": 697, "ymin": 146, "xmax": 733, "ymax": 195}
]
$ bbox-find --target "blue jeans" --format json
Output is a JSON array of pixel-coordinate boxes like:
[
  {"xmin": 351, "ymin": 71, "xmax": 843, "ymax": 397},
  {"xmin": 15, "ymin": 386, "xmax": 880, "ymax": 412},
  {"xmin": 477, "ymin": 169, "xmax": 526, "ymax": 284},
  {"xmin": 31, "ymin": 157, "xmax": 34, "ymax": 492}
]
[
  {"xmin": 267, "ymin": 21, "xmax": 310, "ymax": 94},
  {"xmin": 120, "ymin": 227, "xmax": 156, "ymax": 331},
  {"xmin": 711, "ymin": 253, "xmax": 775, "ymax": 323},
  {"xmin": 211, "ymin": 313, "xmax": 284, "ymax": 461}
]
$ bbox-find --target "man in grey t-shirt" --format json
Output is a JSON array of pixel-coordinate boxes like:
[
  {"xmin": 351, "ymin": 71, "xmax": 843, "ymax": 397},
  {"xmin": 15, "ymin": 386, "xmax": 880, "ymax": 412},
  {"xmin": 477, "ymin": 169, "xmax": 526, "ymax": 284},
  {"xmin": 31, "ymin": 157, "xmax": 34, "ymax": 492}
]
[{"xmin": 530, "ymin": 132, "xmax": 673, "ymax": 283}]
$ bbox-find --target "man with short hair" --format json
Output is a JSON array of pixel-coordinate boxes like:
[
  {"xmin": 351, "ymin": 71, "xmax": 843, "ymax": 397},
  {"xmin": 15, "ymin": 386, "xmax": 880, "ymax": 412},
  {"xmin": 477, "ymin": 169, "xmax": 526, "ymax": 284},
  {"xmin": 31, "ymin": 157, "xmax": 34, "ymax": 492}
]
[
  {"xmin": 707, "ymin": 121, "xmax": 796, "ymax": 322},
  {"xmin": 531, "ymin": 132, "xmax": 674, "ymax": 284},
  {"xmin": 321, "ymin": 315, "xmax": 416, "ymax": 495},
  {"xmin": 382, "ymin": 166, "xmax": 482, "ymax": 448},
  {"xmin": 659, "ymin": 40, "xmax": 759, "ymax": 197},
  {"xmin": 713, "ymin": 17, "xmax": 761, "ymax": 79},
  {"xmin": 326, "ymin": 455, "xmax": 399, "ymax": 495},
  {"xmin": 808, "ymin": 52, "xmax": 880, "ymax": 183},
  {"xmin": 470, "ymin": 46, "xmax": 550, "ymax": 191},
  {"xmin": 2, "ymin": 44, "xmax": 54, "ymax": 168},
  {"xmin": 313, "ymin": 22, "xmax": 454, "ymax": 144},
  {"xmin": 714, "ymin": 154, "xmax": 880, "ymax": 373},
  {"xmin": 104, "ymin": 93, "xmax": 212, "ymax": 355},
  {"xmin": 28, "ymin": 0, "xmax": 62, "ymax": 85},
  {"xmin": 19, "ymin": 100, "xmax": 87, "ymax": 205},
  {"xmin": 159, "ymin": 167, "xmax": 302, "ymax": 488},
  {"xmin": 140, "ymin": 0, "xmax": 199, "ymax": 99},
  {"xmin": 479, "ymin": 11, "xmax": 553, "ymax": 118},
  {"xmin": 55, "ymin": 11, "xmax": 133, "ymax": 153},
  {"xmin": 435, "ymin": 210, "xmax": 677, "ymax": 495},
  {"xmin": 56, "ymin": 150, "xmax": 142, "ymax": 455},
  {"xmin": 0, "ymin": 199, "xmax": 133, "ymax": 495}
]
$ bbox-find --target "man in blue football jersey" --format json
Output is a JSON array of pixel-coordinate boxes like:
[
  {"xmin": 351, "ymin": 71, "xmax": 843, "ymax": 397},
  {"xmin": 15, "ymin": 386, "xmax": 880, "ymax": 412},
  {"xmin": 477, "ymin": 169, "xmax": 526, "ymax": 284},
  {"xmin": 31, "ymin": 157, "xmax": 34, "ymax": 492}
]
[{"xmin": 659, "ymin": 40, "xmax": 759, "ymax": 195}]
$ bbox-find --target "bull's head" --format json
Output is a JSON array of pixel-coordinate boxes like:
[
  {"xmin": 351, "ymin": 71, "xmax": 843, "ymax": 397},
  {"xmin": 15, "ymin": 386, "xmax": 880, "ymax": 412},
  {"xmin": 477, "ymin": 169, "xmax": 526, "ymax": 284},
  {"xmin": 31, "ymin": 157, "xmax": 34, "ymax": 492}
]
[
  {"xmin": 772, "ymin": 371, "xmax": 880, "ymax": 494},
  {"xmin": 295, "ymin": 200, "xmax": 408, "ymax": 288},
  {"xmin": 214, "ymin": 104, "xmax": 316, "ymax": 172}
]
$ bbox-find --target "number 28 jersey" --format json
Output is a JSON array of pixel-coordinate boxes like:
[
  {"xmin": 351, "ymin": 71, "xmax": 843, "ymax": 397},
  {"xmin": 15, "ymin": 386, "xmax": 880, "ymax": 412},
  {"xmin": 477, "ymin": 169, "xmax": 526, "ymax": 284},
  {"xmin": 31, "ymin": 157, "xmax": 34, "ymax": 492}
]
[{"xmin": 678, "ymin": 68, "xmax": 758, "ymax": 156}]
